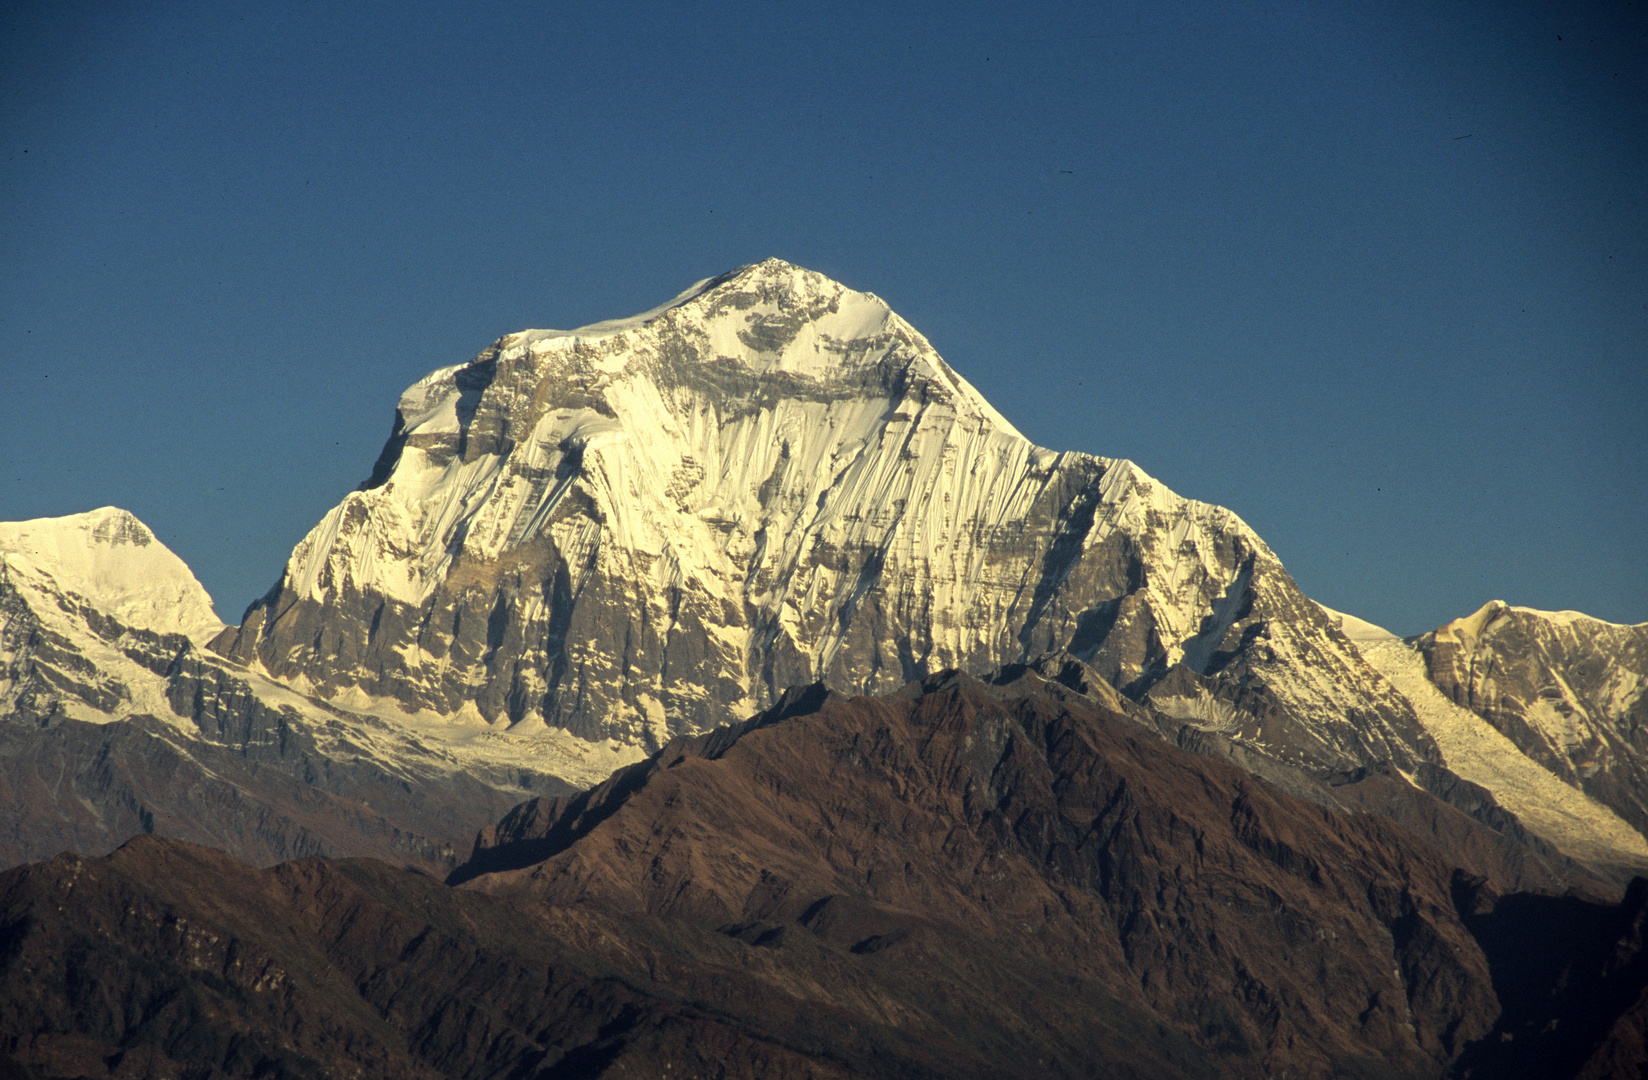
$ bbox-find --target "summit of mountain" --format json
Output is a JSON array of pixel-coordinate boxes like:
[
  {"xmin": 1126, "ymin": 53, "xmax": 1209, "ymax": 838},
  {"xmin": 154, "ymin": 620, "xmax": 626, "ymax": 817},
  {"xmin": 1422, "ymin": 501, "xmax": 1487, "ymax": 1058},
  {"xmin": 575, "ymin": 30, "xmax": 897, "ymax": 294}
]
[
  {"xmin": 0, "ymin": 506, "xmax": 222, "ymax": 647},
  {"xmin": 218, "ymin": 259, "xmax": 1435, "ymax": 792}
]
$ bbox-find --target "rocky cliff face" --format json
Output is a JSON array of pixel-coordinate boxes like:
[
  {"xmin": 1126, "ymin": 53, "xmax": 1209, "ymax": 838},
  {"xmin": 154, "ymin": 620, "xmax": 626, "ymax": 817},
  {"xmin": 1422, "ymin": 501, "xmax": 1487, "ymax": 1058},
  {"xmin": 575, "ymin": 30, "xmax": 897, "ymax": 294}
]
[
  {"xmin": 221, "ymin": 259, "xmax": 1433, "ymax": 784},
  {"xmin": 1416, "ymin": 602, "xmax": 1648, "ymax": 836}
]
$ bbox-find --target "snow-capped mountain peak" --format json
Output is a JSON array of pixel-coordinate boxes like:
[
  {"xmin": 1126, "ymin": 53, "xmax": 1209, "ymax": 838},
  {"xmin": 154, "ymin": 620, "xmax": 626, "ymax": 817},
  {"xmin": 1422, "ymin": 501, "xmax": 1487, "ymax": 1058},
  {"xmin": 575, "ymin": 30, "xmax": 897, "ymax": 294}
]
[
  {"xmin": 220, "ymin": 262, "xmax": 1431, "ymax": 784},
  {"xmin": 1, "ymin": 507, "xmax": 225, "ymax": 732},
  {"xmin": 493, "ymin": 257, "xmax": 1020, "ymax": 433},
  {"xmin": 0, "ymin": 507, "xmax": 222, "ymax": 644}
]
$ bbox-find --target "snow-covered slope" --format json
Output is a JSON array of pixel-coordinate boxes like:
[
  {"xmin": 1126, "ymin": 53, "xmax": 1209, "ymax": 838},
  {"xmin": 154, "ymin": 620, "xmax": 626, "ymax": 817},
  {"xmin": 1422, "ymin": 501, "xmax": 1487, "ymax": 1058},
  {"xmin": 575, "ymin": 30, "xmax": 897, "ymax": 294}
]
[
  {"xmin": 222, "ymin": 259, "xmax": 1433, "ymax": 779},
  {"xmin": 0, "ymin": 507, "xmax": 222, "ymax": 644},
  {"xmin": 1414, "ymin": 601, "xmax": 1648, "ymax": 837},
  {"xmin": 0, "ymin": 508, "xmax": 222, "ymax": 726},
  {"xmin": 1320, "ymin": 605, "xmax": 1648, "ymax": 869}
]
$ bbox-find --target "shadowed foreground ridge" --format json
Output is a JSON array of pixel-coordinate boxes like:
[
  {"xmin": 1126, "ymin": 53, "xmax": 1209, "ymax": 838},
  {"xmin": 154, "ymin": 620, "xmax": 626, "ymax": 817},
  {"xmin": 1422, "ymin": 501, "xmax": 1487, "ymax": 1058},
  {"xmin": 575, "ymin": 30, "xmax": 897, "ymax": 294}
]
[{"xmin": 3, "ymin": 669, "xmax": 1647, "ymax": 1079}]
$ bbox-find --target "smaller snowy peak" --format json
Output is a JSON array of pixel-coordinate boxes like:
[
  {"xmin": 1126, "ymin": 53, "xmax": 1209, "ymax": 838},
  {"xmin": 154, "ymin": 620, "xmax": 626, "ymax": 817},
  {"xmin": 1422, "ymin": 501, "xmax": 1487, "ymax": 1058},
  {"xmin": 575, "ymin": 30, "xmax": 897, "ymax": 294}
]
[
  {"xmin": 1430, "ymin": 600, "xmax": 1646, "ymax": 647},
  {"xmin": 0, "ymin": 507, "xmax": 223, "ymax": 643},
  {"xmin": 1411, "ymin": 596, "xmax": 1648, "ymax": 843}
]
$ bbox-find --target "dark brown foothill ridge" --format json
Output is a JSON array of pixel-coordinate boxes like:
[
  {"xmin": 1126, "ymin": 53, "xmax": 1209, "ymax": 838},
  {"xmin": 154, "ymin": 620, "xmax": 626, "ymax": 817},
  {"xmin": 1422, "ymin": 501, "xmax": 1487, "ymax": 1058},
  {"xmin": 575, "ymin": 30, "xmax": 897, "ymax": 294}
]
[{"xmin": 3, "ymin": 667, "xmax": 1646, "ymax": 1079}]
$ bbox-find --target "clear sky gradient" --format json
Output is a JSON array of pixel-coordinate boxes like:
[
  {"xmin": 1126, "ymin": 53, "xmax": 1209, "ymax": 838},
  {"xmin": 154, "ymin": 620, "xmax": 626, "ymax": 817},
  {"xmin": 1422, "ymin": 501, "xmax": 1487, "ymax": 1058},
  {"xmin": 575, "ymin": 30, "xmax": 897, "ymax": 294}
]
[{"xmin": 3, "ymin": 0, "xmax": 1644, "ymax": 636}]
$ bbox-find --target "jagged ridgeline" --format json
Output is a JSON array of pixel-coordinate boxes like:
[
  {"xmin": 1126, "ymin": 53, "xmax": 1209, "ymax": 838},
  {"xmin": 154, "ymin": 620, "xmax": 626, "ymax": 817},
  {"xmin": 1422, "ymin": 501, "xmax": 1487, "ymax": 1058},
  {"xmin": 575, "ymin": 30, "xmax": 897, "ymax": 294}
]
[{"xmin": 220, "ymin": 259, "xmax": 1427, "ymax": 771}]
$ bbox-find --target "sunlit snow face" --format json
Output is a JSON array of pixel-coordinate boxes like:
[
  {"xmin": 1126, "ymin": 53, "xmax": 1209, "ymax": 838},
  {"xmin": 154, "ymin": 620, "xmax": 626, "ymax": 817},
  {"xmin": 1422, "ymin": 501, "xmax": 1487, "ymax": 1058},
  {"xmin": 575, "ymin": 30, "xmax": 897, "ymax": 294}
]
[
  {"xmin": 254, "ymin": 262, "xmax": 1436, "ymax": 770},
  {"xmin": 0, "ymin": 507, "xmax": 223, "ymax": 643}
]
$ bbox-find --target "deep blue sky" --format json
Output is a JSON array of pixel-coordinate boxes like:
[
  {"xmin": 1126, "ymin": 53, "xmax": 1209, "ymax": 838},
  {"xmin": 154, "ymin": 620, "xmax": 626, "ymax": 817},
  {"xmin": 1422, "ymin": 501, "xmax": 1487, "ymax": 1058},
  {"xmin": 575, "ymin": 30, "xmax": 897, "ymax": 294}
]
[{"xmin": 3, "ymin": 0, "xmax": 1644, "ymax": 636}]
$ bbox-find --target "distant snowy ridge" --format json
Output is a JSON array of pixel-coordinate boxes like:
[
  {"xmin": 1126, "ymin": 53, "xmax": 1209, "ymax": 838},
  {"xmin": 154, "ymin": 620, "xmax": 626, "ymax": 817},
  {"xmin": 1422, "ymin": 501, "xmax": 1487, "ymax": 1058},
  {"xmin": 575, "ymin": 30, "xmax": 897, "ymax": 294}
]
[
  {"xmin": 1414, "ymin": 600, "xmax": 1648, "ymax": 840},
  {"xmin": 1319, "ymin": 603, "xmax": 1648, "ymax": 868},
  {"xmin": 1, "ymin": 508, "xmax": 214, "ymax": 729}
]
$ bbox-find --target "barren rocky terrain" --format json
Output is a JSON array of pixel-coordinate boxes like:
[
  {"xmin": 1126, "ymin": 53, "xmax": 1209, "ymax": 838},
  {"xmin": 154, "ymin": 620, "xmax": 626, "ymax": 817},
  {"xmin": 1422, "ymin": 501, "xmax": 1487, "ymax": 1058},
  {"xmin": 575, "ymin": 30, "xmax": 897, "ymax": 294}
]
[{"xmin": 4, "ymin": 670, "xmax": 1645, "ymax": 1078}]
